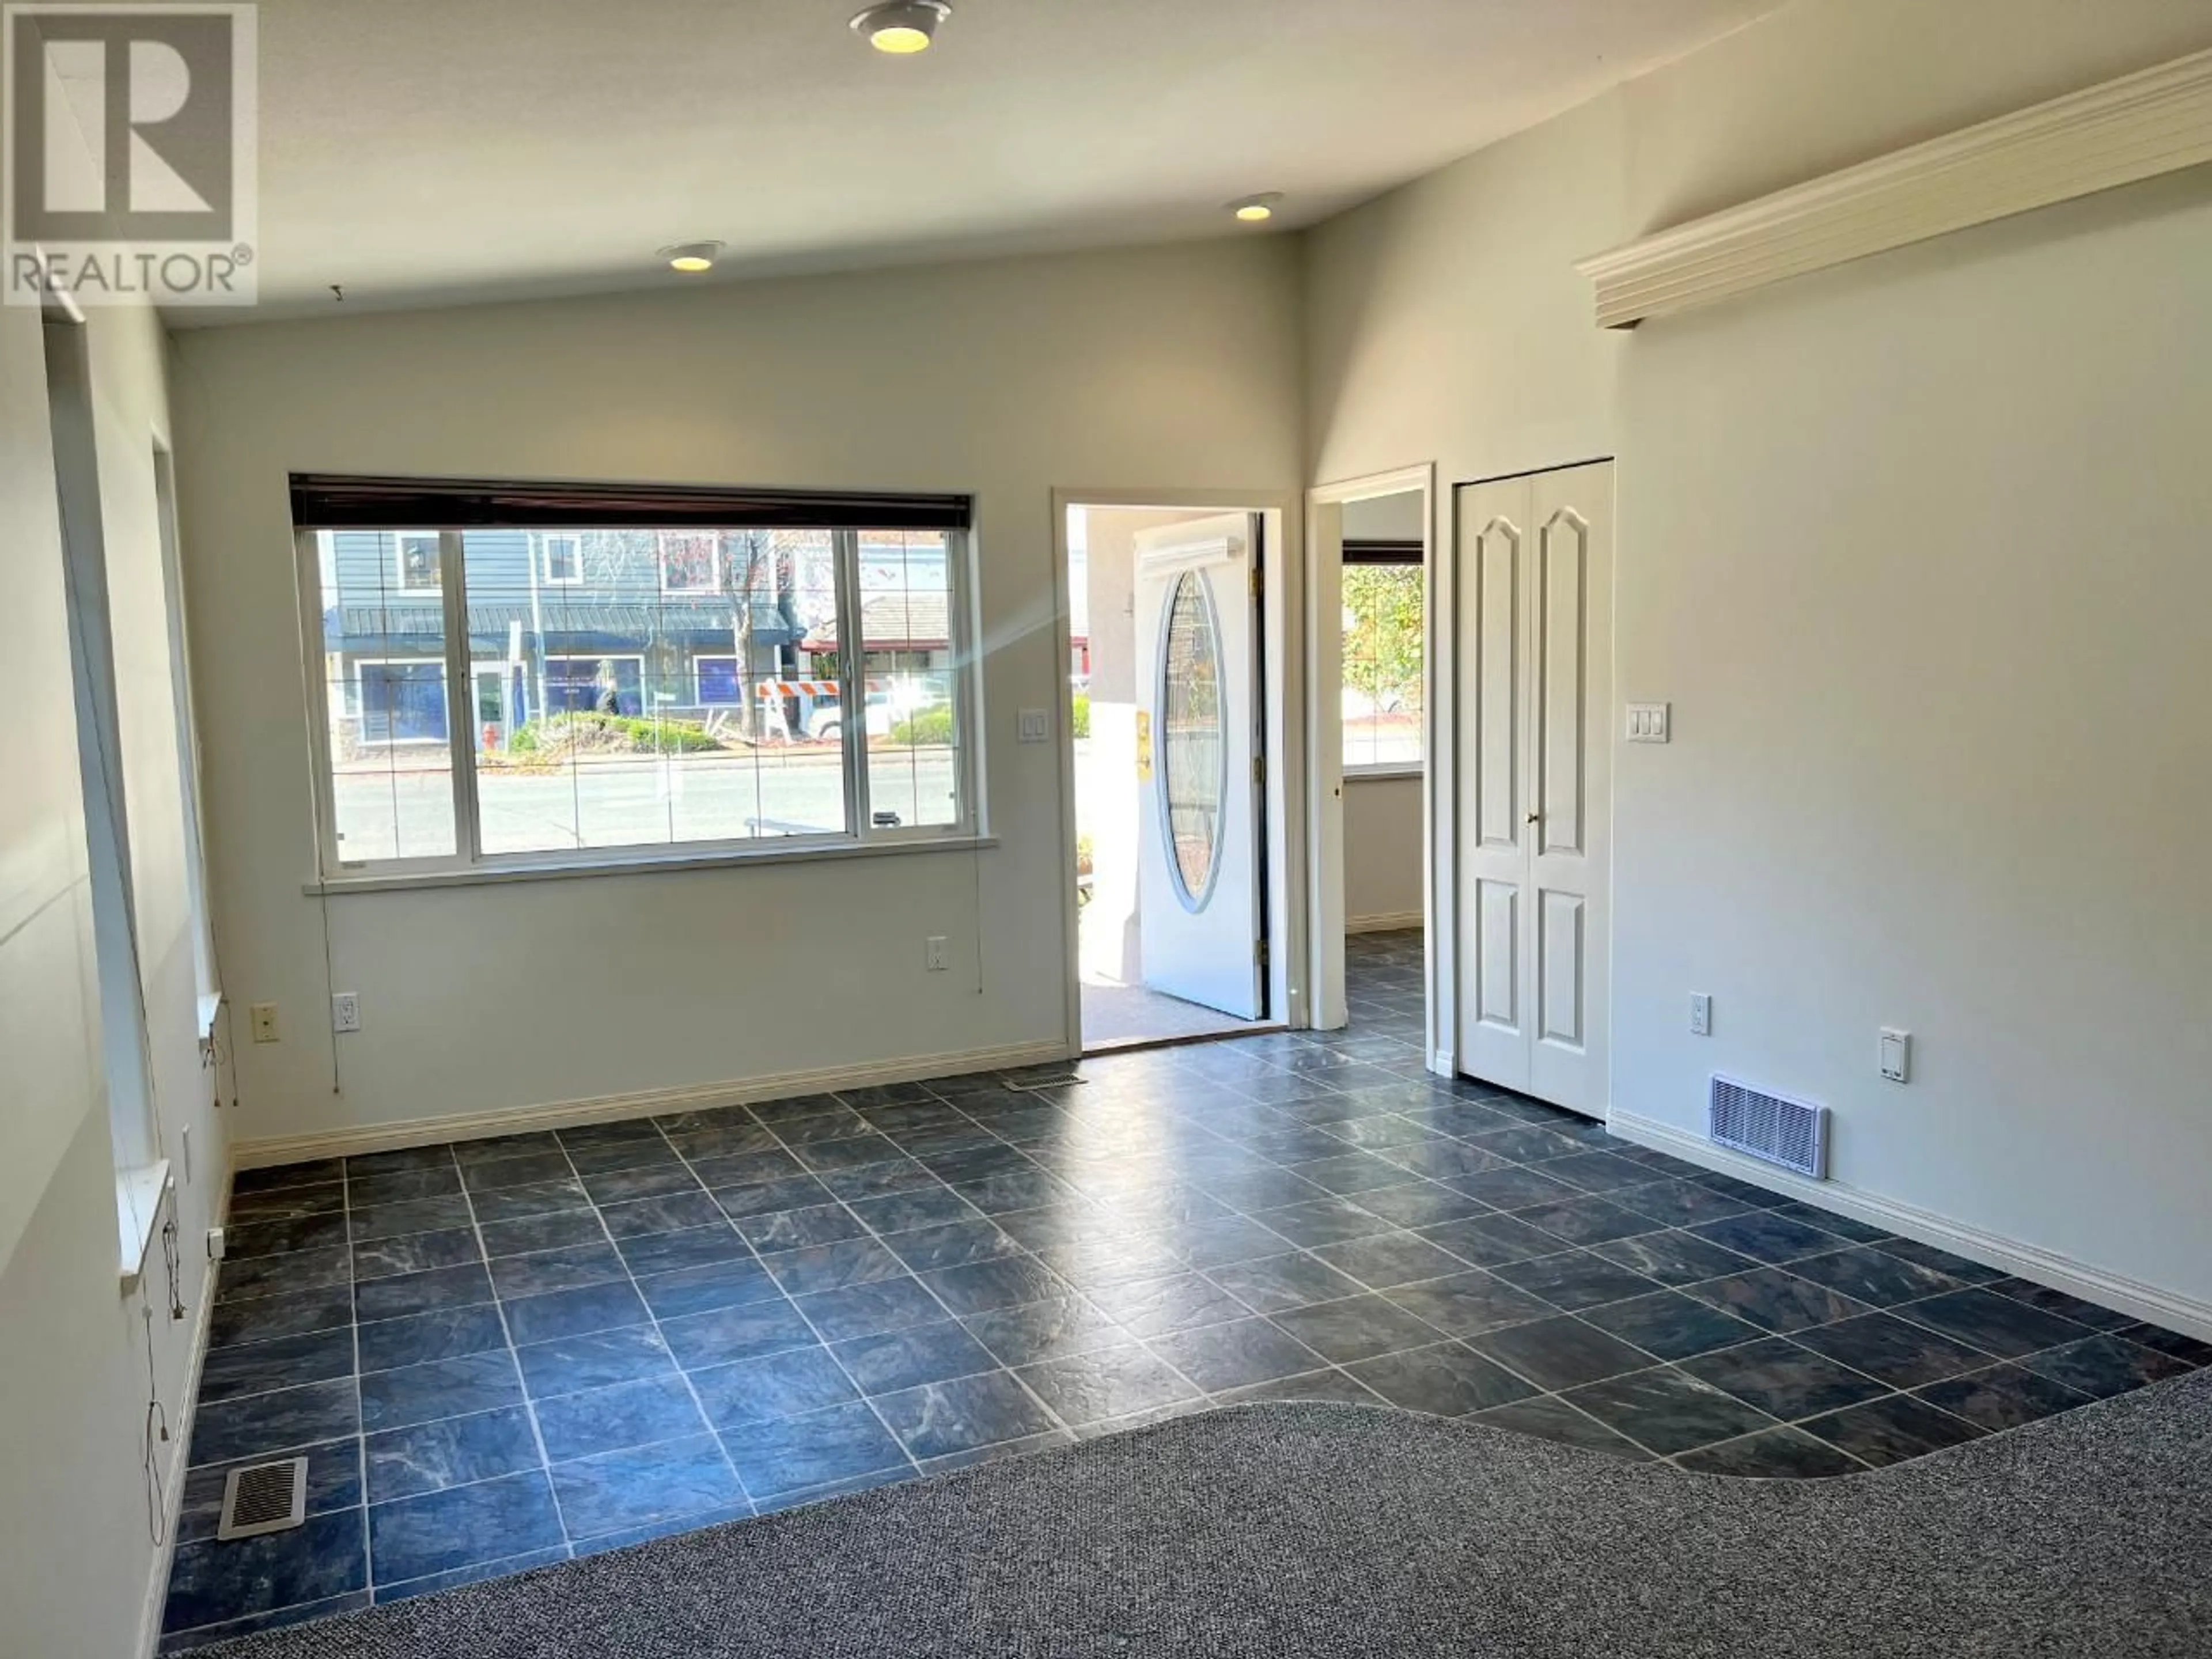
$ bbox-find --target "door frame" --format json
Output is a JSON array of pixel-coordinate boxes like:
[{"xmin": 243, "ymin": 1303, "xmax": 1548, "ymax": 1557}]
[
  {"xmin": 1304, "ymin": 465, "xmax": 1437, "ymax": 1052},
  {"xmin": 1051, "ymin": 488, "xmax": 1302, "ymax": 1058}
]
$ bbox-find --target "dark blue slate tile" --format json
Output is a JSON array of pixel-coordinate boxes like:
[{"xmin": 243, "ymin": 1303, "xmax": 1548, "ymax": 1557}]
[
  {"xmin": 548, "ymin": 1434, "xmax": 744, "ymax": 1540},
  {"xmin": 578, "ymin": 1163, "xmax": 704, "ymax": 1205},
  {"xmin": 1894, "ymin": 1287, "xmax": 2096, "ymax": 1359},
  {"xmin": 161, "ymin": 1508, "xmax": 365, "ymax": 1634},
  {"xmin": 569, "ymin": 1503, "xmax": 752, "ymax": 1557},
  {"xmin": 1464, "ymin": 1125, "xmax": 1585, "ymax": 1162},
  {"xmin": 794, "ymin": 1133, "xmax": 904, "ymax": 1173},
  {"xmin": 372, "ymin": 1545, "xmax": 570, "ymax": 1604},
  {"xmin": 1588, "ymin": 1230, "xmax": 1758, "ymax": 1287},
  {"xmin": 1760, "ymin": 1200, "xmax": 1892, "ymax": 1245},
  {"xmin": 478, "ymin": 1209, "xmax": 608, "ymax": 1258},
  {"xmin": 1577, "ymin": 1290, "xmax": 1766, "ymax": 1362},
  {"xmin": 346, "ymin": 1166, "xmax": 463, "ymax": 1205},
  {"xmin": 188, "ymin": 1378, "xmax": 361, "ymax": 1467},
  {"xmin": 533, "ymin": 1376, "xmax": 708, "ymax": 1461},
  {"xmin": 468, "ymin": 1178, "xmax": 591, "ymax": 1224},
  {"xmin": 502, "ymin": 1279, "xmax": 650, "ymax": 1346},
  {"xmin": 1464, "ymin": 1394, "xmax": 1646, "ymax": 1459},
  {"xmin": 563, "ymin": 1139, "xmax": 687, "ymax": 1179},
  {"xmin": 1493, "ymin": 1249, "xmax": 1667, "ymax": 1313},
  {"xmin": 950, "ymin": 1166, "xmax": 1093, "ymax": 1215},
  {"xmin": 367, "ymin": 1470, "xmax": 564, "ymax": 1582},
  {"xmin": 1916, "ymin": 1362, "xmax": 2096, "ymax": 1431},
  {"xmin": 1203, "ymin": 1251, "xmax": 1363, "ymax": 1314},
  {"xmin": 1514, "ymin": 1195, "xmax": 1661, "ymax": 1248},
  {"xmin": 873, "ymin": 1368, "xmax": 1058, "ymax": 1458},
  {"xmin": 487, "ymin": 1241, "xmax": 630, "ymax": 1301},
  {"xmin": 357, "ymin": 1305, "xmax": 508, "ymax": 1374},
  {"xmin": 196, "ymin": 1325, "xmax": 357, "ymax": 1404},
  {"xmin": 1869, "ymin": 1237, "xmax": 2008, "ymax": 1285},
  {"xmin": 1344, "ymin": 1183, "xmax": 1489, "ymax": 1231},
  {"xmin": 1215, "ymin": 1369, "xmax": 1385, "ymax": 1408},
  {"xmin": 1678, "ymin": 1334, "xmax": 1893, "ymax": 1419},
  {"xmin": 1983, "ymin": 1279, "xmax": 2134, "ymax": 1333},
  {"xmin": 659, "ymin": 1297, "xmax": 817, "ymax": 1370},
  {"xmin": 1268, "ymin": 1294, "xmax": 1444, "ymax": 1365},
  {"xmin": 690, "ymin": 1346, "xmax": 856, "ymax": 1428},
  {"xmin": 176, "ymin": 1439, "xmax": 361, "ymax": 1546},
  {"xmin": 597, "ymin": 1191, "xmax": 726, "ymax": 1239},
  {"xmin": 1014, "ymin": 1343, "xmax": 1199, "ymax": 1426},
  {"xmin": 365, "ymin": 1406, "xmax": 540, "ymax": 1503},
  {"xmin": 359, "ymin": 1350, "xmax": 522, "ymax": 1434},
  {"xmin": 616, "ymin": 1223, "xmax": 749, "ymax": 1278},
  {"xmin": 1537, "ymin": 1152, "xmax": 1656, "ymax": 1194},
  {"xmin": 348, "ymin": 1195, "xmax": 474, "ymax": 1242},
  {"xmin": 831, "ymin": 1321, "xmax": 997, "ymax": 1395},
  {"xmin": 818, "ymin": 1157, "xmax": 942, "ymax": 1201},
  {"xmin": 216, "ymin": 1246, "xmax": 353, "ymax": 1304},
  {"xmin": 514, "ymin": 1325, "xmax": 677, "ymax": 1399},
  {"xmin": 158, "ymin": 1521, "xmax": 362, "ymax": 1637},
  {"xmin": 345, "ymin": 1145, "xmax": 457, "ymax": 1178},
  {"xmin": 720, "ymin": 1404, "xmax": 911, "ymax": 1501},
  {"xmin": 2020, "ymin": 1334, "xmax": 2197, "ymax": 1400},
  {"xmin": 1688, "ymin": 1211, "xmax": 1855, "ymax": 1266},
  {"xmin": 449, "ymin": 1130, "xmax": 562, "ymax": 1166},
  {"xmin": 1608, "ymin": 1178, "xmax": 1763, "ymax": 1229},
  {"xmin": 351, "ymin": 1227, "xmax": 482, "ymax": 1281},
  {"xmin": 2115, "ymin": 1323, "xmax": 2212, "ymax": 1366},
  {"xmin": 1793, "ymin": 1312, "xmax": 1998, "ymax": 1388},
  {"xmin": 353, "ymin": 1262, "xmax": 495, "ymax": 1324},
  {"xmin": 1780, "ymin": 1245, "xmax": 1965, "ymax": 1308},
  {"xmin": 1680, "ymin": 1267, "xmax": 1874, "ymax": 1335},
  {"xmin": 224, "ymin": 1212, "xmax": 351, "ymax": 1260},
  {"xmin": 1309, "ymin": 1230, "xmax": 1469, "ymax": 1290},
  {"xmin": 1801, "ymin": 1394, "xmax": 1985, "ymax": 1467},
  {"xmin": 761, "ymin": 1235, "xmax": 908, "ymax": 1296},
  {"xmin": 1342, "ymin": 1340, "xmax": 1538, "ymax": 1415},
  {"xmin": 232, "ymin": 1158, "xmax": 345, "ymax": 1195},
  {"xmin": 881, "ymin": 1217, "xmax": 1027, "ymax": 1274},
  {"xmin": 711, "ymin": 1175, "xmax": 835, "ymax": 1219},
  {"xmin": 225, "ymin": 1182, "xmax": 349, "ymax": 1226},
  {"xmin": 1562, "ymin": 1365, "xmax": 1781, "ymax": 1456},
  {"xmin": 635, "ymin": 1257, "xmax": 782, "ymax": 1321},
  {"xmin": 847, "ymin": 1187, "xmax": 984, "ymax": 1235},
  {"xmin": 1147, "ymin": 1317, "xmax": 1323, "ymax": 1393},
  {"xmin": 959, "ymin": 1296, "xmax": 1132, "ymax": 1368},
  {"xmin": 1078, "ymin": 1270, "xmax": 1244, "ymax": 1338},
  {"xmin": 461, "ymin": 1152, "xmax": 577, "ymax": 1192},
  {"xmin": 1676, "ymin": 1426, "xmax": 1865, "ymax": 1477},
  {"xmin": 1463, "ymin": 1315, "xmax": 1650, "ymax": 1392},
  {"xmin": 738, "ymin": 1203, "xmax": 872, "ymax": 1255},
  {"xmin": 1380, "ymin": 1271, "xmax": 1554, "ymax": 1340},
  {"xmin": 1445, "ymin": 1165, "xmax": 1581, "ymax": 1210},
  {"xmin": 1417, "ymin": 1211, "xmax": 1569, "ymax": 1268},
  {"xmin": 206, "ymin": 1286, "xmax": 356, "ymax": 1353},
  {"xmin": 158, "ymin": 1592, "xmax": 368, "ymax": 1652},
  {"xmin": 1372, "ymin": 1139, "xmax": 1510, "ymax": 1181}
]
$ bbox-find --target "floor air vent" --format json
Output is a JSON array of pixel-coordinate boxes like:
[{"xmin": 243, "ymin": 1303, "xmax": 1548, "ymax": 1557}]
[
  {"xmin": 217, "ymin": 1457, "xmax": 308, "ymax": 1541},
  {"xmin": 1708, "ymin": 1074, "xmax": 1829, "ymax": 1179}
]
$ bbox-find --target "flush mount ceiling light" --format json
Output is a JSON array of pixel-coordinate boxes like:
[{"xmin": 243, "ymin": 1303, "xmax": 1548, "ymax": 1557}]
[
  {"xmin": 1228, "ymin": 193, "xmax": 1284, "ymax": 224},
  {"xmin": 660, "ymin": 241, "xmax": 724, "ymax": 273},
  {"xmin": 850, "ymin": 0, "xmax": 950, "ymax": 54}
]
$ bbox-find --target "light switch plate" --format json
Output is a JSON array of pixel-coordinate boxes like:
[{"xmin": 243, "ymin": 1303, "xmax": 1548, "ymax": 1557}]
[
  {"xmin": 1626, "ymin": 702, "xmax": 1671, "ymax": 744},
  {"xmin": 1017, "ymin": 709, "xmax": 1051, "ymax": 743},
  {"xmin": 1880, "ymin": 1028, "xmax": 1911, "ymax": 1084}
]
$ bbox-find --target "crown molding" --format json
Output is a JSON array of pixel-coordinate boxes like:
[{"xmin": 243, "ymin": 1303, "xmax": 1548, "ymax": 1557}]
[{"xmin": 1578, "ymin": 47, "xmax": 2212, "ymax": 329}]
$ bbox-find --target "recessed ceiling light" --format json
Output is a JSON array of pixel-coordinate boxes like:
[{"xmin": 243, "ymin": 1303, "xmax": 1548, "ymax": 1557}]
[
  {"xmin": 851, "ymin": 0, "xmax": 950, "ymax": 54},
  {"xmin": 660, "ymin": 241, "xmax": 724, "ymax": 273},
  {"xmin": 1229, "ymin": 194, "xmax": 1284, "ymax": 224}
]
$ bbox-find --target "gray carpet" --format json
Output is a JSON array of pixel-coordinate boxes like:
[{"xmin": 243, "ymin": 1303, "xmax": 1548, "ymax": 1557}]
[{"xmin": 203, "ymin": 1369, "xmax": 2212, "ymax": 1658}]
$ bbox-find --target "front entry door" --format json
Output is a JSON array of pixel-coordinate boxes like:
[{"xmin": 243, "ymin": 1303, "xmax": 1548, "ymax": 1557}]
[
  {"xmin": 1454, "ymin": 463, "xmax": 1613, "ymax": 1117},
  {"xmin": 1134, "ymin": 513, "xmax": 1266, "ymax": 1020}
]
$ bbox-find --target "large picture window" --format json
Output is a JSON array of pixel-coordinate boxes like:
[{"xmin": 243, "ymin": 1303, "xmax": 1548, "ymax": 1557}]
[
  {"xmin": 1342, "ymin": 543, "xmax": 1424, "ymax": 772},
  {"xmin": 295, "ymin": 476, "xmax": 978, "ymax": 880}
]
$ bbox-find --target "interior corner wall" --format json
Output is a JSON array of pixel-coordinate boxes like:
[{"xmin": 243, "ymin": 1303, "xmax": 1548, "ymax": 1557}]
[
  {"xmin": 168, "ymin": 238, "xmax": 1303, "ymax": 1149},
  {"xmin": 1343, "ymin": 775, "xmax": 1421, "ymax": 927},
  {"xmin": 0, "ymin": 298, "xmax": 229, "ymax": 1659},
  {"xmin": 1302, "ymin": 0, "xmax": 2212, "ymax": 1313}
]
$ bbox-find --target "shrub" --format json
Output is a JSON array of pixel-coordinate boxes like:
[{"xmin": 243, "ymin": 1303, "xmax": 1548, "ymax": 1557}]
[
  {"xmin": 500, "ymin": 711, "xmax": 724, "ymax": 760},
  {"xmin": 889, "ymin": 706, "xmax": 956, "ymax": 747},
  {"xmin": 1070, "ymin": 692, "xmax": 1091, "ymax": 740}
]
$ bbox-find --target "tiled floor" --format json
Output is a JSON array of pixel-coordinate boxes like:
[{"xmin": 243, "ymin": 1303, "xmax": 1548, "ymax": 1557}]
[{"xmin": 162, "ymin": 927, "xmax": 2210, "ymax": 1650}]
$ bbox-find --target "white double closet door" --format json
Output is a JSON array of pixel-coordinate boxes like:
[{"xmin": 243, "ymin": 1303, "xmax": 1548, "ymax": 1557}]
[{"xmin": 1454, "ymin": 462, "xmax": 1613, "ymax": 1119}]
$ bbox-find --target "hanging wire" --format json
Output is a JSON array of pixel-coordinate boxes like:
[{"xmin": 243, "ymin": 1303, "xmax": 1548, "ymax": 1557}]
[{"xmin": 140, "ymin": 1296, "xmax": 171, "ymax": 1546}]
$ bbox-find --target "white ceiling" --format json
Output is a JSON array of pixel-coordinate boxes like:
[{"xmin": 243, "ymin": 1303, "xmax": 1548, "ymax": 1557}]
[{"xmin": 223, "ymin": 0, "xmax": 1781, "ymax": 321}]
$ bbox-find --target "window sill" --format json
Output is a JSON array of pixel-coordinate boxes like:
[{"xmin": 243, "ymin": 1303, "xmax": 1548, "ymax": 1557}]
[
  {"xmin": 117, "ymin": 1161, "xmax": 172, "ymax": 1292},
  {"xmin": 305, "ymin": 834, "xmax": 1000, "ymax": 896},
  {"xmin": 1344, "ymin": 764, "xmax": 1425, "ymax": 781}
]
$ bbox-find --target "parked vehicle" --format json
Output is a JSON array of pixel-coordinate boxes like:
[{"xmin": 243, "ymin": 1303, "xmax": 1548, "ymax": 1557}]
[{"xmin": 806, "ymin": 691, "xmax": 893, "ymax": 740}]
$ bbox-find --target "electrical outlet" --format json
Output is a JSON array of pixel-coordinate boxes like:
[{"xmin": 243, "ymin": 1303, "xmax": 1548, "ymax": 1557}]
[
  {"xmin": 331, "ymin": 991, "xmax": 361, "ymax": 1033},
  {"xmin": 1880, "ymin": 1028, "xmax": 1911, "ymax": 1084},
  {"xmin": 249, "ymin": 1002, "xmax": 279, "ymax": 1043},
  {"xmin": 206, "ymin": 1226, "xmax": 226, "ymax": 1262},
  {"xmin": 1689, "ymin": 993, "xmax": 1712, "ymax": 1037},
  {"xmin": 926, "ymin": 935, "xmax": 950, "ymax": 972}
]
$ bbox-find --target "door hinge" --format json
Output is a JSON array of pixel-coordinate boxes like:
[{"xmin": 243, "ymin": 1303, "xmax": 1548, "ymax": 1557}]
[
  {"xmin": 1249, "ymin": 566, "xmax": 1262, "ymax": 600},
  {"xmin": 1252, "ymin": 755, "xmax": 1265, "ymax": 786},
  {"xmin": 1255, "ymin": 938, "xmax": 1270, "ymax": 968}
]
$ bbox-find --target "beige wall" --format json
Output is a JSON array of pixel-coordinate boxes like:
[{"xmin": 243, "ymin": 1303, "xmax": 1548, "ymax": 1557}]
[
  {"xmin": 0, "ymin": 300, "xmax": 227, "ymax": 1659},
  {"xmin": 171, "ymin": 240, "xmax": 1303, "ymax": 1147},
  {"xmin": 1304, "ymin": 0, "xmax": 2212, "ymax": 1314},
  {"xmin": 1344, "ymin": 775, "xmax": 1422, "ymax": 927}
]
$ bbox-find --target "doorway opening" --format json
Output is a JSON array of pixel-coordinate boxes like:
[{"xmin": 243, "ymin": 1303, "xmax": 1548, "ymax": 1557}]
[{"xmin": 1065, "ymin": 502, "xmax": 1278, "ymax": 1052}]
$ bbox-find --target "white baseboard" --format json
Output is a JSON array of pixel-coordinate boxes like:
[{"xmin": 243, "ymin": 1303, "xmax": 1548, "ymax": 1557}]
[
  {"xmin": 137, "ymin": 1247, "xmax": 220, "ymax": 1659},
  {"xmin": 1608, "ymin": 1108, "xmax": 2212, "ymax": 1344},
  {"xmin": 231, "ymin": 1040, "xmax": 1071, "ymax": 1169},
  {"xmin": 1347, "ymin": 910, "xmax": 1424, "ymax": 934}
]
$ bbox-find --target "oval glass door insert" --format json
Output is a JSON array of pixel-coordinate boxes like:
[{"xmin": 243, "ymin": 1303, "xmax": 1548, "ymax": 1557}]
[{"xmin": 1159, "ymin": 570, "xmax": 1226, "ymax": 908}]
